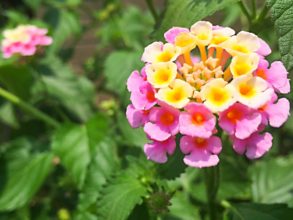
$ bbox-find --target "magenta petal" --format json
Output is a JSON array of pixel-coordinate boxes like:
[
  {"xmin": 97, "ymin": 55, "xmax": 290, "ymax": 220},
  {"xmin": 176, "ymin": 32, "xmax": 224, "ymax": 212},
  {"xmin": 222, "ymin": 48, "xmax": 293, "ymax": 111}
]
[
  {"xmin": 235, "ymin": 113, "xmax": 261, "ymax": 139},
  {"xmin": 126, "ymin": 104, "xmax": 147, "ymax": 128},
  {"xmin": 127, "ymin": 70, "xmax": 144, "ymax": 92},
  {"xmin": 231, "ymin": 136, "xmax": 246, "ymax": 155},
  {"xmin": 144, "ymin": 122, "xmax": 171, "ymax": 141},
  {"xmin": 164, "ymin": 27, "xmax": 189, "ymax": 43},
  {"xmin": 183, "ymin": 150, "xmax": 219, "ymax": 168},
  {"xmin": 179, "ymin": 135, "xmax": 194, "ymax": 154},
  {"xmin": 179, "ymin": 113, "xmax": 213, "ymax": 138},
  {"xmin": 218, "ymin": 115, "xmax": 235, "ymax": 136},
  {"xmin": 144, "ymin": 137, "xmax": 176, "ymax": 163},
  {"xmin": 266, "ymin": 98, "xmax": 290, "ymax": 127},
  {"xmin": 207, "ymin": 136, "xmax": 222, "ymax": 154},
  {"xmin": 245, "ymin": 132, "xmax": 273, "ymax": 159},
  {"xmin": 144, "ymin": 143, "xmax": 167, "ymax": 163}
]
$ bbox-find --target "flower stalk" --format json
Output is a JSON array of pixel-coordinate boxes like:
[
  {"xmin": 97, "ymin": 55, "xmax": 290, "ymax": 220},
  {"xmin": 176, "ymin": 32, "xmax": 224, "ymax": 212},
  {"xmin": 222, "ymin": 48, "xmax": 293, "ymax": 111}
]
[
  {"xmin": 204, "ymin": 165, "xmax": 220, "ymax": 220},
  {"xmin": 0, "ymin": 87, "xmax": 60, "ymax": 128}
]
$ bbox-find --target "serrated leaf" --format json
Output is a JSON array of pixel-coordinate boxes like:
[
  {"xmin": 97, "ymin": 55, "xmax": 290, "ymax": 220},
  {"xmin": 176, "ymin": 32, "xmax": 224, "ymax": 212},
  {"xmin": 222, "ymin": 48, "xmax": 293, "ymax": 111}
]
[
  {"xmin": 0, "ymin": 153, "xmax": 53, "ymax": 211},
  {"xmin": 267, "ymin": 0, "xmax": 293, "ymax": 71},
  {"xmin": 155, "ymin": 0, "xmax": 239, "ymax": 39},
  {"xmin": 226, "ymin": 203, "xmax": 293, "ymax": 220},
  {"xmin": 97, "ymin": 164, "xmax": 149, "ymax": 220},
  {"xmin": 250, "ymin": 156, "xmax": 293, "ymax": 205},
  {"xmin": 78, "ymin": 137, "xmax": 119, "ymax": 211},
  {"xmin": 104, "ymin": 50, "xmax": 143, "ymax": 104},
  {"xmin": 52, "ymin": 113, "xmax": 110, "ymax": 189}
]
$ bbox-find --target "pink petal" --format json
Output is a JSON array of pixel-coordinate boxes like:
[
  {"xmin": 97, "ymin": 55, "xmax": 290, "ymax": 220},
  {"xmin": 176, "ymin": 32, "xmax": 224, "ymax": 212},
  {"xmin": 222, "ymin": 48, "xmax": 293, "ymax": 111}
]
[
  {"xmin": 245, "ymin": 132, "xmax": 273, "ymax": 159},
  {"xmin": 144, "ymin": 122, "xmax": 171, "ymax": 141},
  {"xmin": 218, "ymin": 115, "xmax": 235, "ymax": 135},
  {"xmin": 179, "ymin": 113, "xmax": 213, "ymax": 138},
  {"xmin": 266, "ymin": 98, "xmax": 290, "ymax": 127},
  {"xmin": 257, "ymin": 38, "xmax": 271, "ymax": 56},
  {"xmin": 207, "ymin": 136, "xmax": 222, "ymax": 154},
  {"xmin": 144, "ymin": 137, "xmax": 176, "ymax": 163},
  {"xmin": 164, "ymin": 27, "xmax": 189, "ymax": 44},
  {"xmin": 235, "ymin": 112, "xmax": 261, "ymax": 139},
  {"xmin": 179, "ymin": 135, "xmax": 194, "ymax": 154},
  {"xmin": 231, "ymin": 136, "xmax": 246, "ymax": 155},
  {"xmin": 127, "ymin": 70, "xmax": 144, "ymax": 92},
  {"xmin": 126, "ymin": 104, "xmax": 148, "ymax": 128},
  {"xmin": 267, "ymin": 61, "xmax": 290, "ymax": 94},
  {"xmin": 179, "ymin": 102, "xmax": 216, "ymax": 138},
  {"xmin": 183, "ymin": 150, "xmax": 219, "ymax": 168}
]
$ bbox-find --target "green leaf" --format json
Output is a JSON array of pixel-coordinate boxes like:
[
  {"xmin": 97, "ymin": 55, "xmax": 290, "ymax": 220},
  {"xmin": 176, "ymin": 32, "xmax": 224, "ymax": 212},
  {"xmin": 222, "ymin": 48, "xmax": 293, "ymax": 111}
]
[
  {"xmin": 155, "ymin": 0, "xmax": 239, "ymax": 39},
  {"xmin": 33, "ymin": 56, "xmax": 95, "ymax": 121},
  {"xmin": 97, "ymin": 163, "xmax": 149, "ymax": 220},
  {"xmin": 78, "ymin": 137, "xmax": 119, "ymax": 211},
  {"xmin": 117, "ymin": 110, "xmax": 147, "ymax": 148},
  {"xmin": 104, "ymin": 50, "xmax": 143, "ymax": 104},
  {"xmin": 250, "ymin": 156, "xmax": 293, "ymax": 205},
  {"xmin": 44, "ymin": 8, "xmax": 81, "ymax": 54},
  {"xmin": 267, "ymin": 0, "xmax": 293, "ymax": 71},
  {"xmin": 0, "ymin": 153, "xmax": 53, "ymax": 211},
  {"xmin": 218, "ymin": 152, "xmax": 251, "ymax": 200},
  {"xmin": 0, "ymin": 103, "xmax": 19, "ymax": 128},
  {"xmin": 0, "ymin": 64, "xmax": 34, "ymax": 100},
  {"xmin": 51, "ymin": 113, "xmax": 110, "ymax": 189},
  {"xmin": 165, "ymin": 192, "xmax": 200, "ymax": 220},
  {"xmin": 226, "ymin": 203, "xmax": 293, "ymax": 220}
]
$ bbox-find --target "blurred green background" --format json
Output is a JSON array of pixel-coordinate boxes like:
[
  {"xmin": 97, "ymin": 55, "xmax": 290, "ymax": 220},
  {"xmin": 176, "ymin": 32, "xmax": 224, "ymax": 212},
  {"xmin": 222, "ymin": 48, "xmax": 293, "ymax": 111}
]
[{"xmin": 0, "ymin": 0, "xmax": 292, "ymax": 220}]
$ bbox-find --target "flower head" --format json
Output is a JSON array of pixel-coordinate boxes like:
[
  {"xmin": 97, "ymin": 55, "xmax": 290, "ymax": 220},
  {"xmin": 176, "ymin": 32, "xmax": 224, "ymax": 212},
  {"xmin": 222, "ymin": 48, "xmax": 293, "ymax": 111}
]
[
  {"xmin": 1, "ymin": 25, "xmax": 52, "ymax": 58},
  {"xmin": 126, "ymin": 20, "xmax": 291, "ymax": 167}
]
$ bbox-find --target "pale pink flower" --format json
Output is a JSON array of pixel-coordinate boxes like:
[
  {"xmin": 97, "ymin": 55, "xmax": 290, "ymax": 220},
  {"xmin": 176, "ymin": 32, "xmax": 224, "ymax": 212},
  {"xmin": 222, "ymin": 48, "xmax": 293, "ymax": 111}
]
[
  {"xmin": 257, "ymin": 38, "xmax": 271, "ymax": 57},
  {"xmin": 164, "ymin": 27, "xmax": 189, "ymax": 44},
  {"xmin": 144, "ymin": 136, "xmax": 176, "ymax": 163},
  {"xmin": 219, "ymin": 103, "xmax": 262, "ymax": 139},
  {"xmin": 258, "ymin": 93, "xmax": 290, "ymax": 128},
  {"xmin": 179, "ymin": 102, "xmax": 216, "ymax": 138},
  {"xmin": 231, "ymin": 132, "xmax": 272, "ymax": 159},
  {"xmin": 144, "ymin": 104, "xmax": 179, "ymax": 141},
  {"xmin": 180, "ymin": 135, "xmax": 222, "ymax": 168},
  {"xmin": 255, "ymin": 58, "xmax": 290, "ymax": 94},
  {"xmin": 126, "ymin": 104, "xmax": 149, "ymax": 128}
]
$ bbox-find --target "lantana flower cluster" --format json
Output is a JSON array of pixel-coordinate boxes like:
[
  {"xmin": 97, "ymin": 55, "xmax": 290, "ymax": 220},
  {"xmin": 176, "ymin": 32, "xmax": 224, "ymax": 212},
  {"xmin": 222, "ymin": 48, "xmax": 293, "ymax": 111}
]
[
  {"xmin": 1, "ymin": 25, "xmax": 52, "ymax": 58},
  {"xmin": 126, "ymin": 21, "xmax": 290, "ymax": 168}
]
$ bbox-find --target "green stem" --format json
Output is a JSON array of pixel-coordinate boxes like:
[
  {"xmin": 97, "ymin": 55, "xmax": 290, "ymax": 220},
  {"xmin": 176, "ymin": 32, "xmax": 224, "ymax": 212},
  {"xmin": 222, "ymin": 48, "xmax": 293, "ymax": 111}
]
[
  {"xmin": 145, "ymin": 0, "xmax": 159, "ymax": 22},
  {"xmin": 251, "ymin": 0, "xmax": 257, "ymax": 18},
  {"xmin": 204, "ymin": 165, "xmax": 220, "ymax": 220},
  {"xmin": 0, "ymin": 87, "xmax": 60, "ymax": 128},
  {"xmin": 257, "ymin": 2, "xmax": 270, "ymax": 22},
  {"xmin": 238, "ymin": 1, "xmax": 252, "ymax": 24}
]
